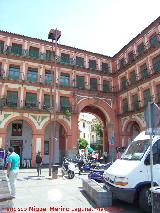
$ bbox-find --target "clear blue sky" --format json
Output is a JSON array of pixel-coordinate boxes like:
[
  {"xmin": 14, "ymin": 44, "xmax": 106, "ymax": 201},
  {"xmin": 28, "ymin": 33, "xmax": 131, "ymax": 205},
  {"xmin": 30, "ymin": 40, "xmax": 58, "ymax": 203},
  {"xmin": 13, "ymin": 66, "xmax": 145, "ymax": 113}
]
[{"xmin": 0, "ymin": 0, "xmax": 160, "ymax": 56}]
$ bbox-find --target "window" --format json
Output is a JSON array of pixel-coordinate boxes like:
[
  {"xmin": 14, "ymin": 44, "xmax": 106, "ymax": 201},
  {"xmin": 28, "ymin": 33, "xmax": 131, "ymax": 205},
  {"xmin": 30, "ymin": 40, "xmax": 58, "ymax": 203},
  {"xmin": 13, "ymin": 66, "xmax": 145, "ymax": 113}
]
[
  {"xmin": 0, "ymin": 63, "xmax": 2, "ymax": 77},
  {"xmin": 9, "ymin": 65, "xmax": 20, "ymax": 80},
  {"xmin": 44, "ymin": 141, "xmax": 49, "ymax": 155},
  {"xmin": 132, "ymin": 95, "xmax": 139, "ymax": 111},
  {"xmin": 122, "ymin": 98, "xmax": 128, "ymax": 113},
  {"xmin": 76, "ymin": 76, "xmax": 85, "ymax": 89},
  {"xmin": 11, "ymin": 43, "xmax": 22, "ymax": 56},
  {"xmin": 12, "ymin": 123, "xmax": 22, "ymax": 136},
  {"xmin": 0, "ymin": 41, "xmax": 4, "ymax": 53},
  {"xmin": 45, "ymin": 70, "xmax": 53, "ymax": 84},
  {"xmin": 146, "ymin": 140, "xmax": 160, "ymax": 165},
  {"xmin": 60, "ymin": 96, "xmax": 70, "ymax": 112},
  {"xmin": 83, "ymin": 122, "xmax": 85, "ymax": 128},
  {"xmin": 152, "ymin": 55, "xmax": 160, "ymax": 73},
  {"xmin": 137, "ymin": 42, "xmax": 145, "ymax": 55},
  {"xmin": 90, "ymin": 78, "xmax": 97, "ymax": 90},
  {"xmin": 130, "ymin": 70, "xmax": 136, "ymax": 84},
  {"xmin": 60, "ymin": 73, "xmax": 70, "ymax": 87},
  {"xmin": 29, "ymin": 47, "xmax": 39, "ymax": 58},
  {"xmin": 7, "ymin": 91, "xmax": 18, "ymax": 107},
  {"xmin": 25, "ymin": 93, "xmax": 37, "ymax": 108},
  {"xmin": 43, "ymin": 94, "xmax": 50, "ymax": 109},
  {"xmin": 140, "ymin": 63, "xmax": 148, "ymax": 80},
  {"xmin": 61, "ymin": 53, "xmax": 70, "ymax": 64},
  {"xmin": 128, "ymin": 51, "xmax": 135, "ymax": 62},
  {"xmin": 101, "ymin": 63, "xmax": 109, "ymax": 72},
  {"xmin": 27, "ymin": 67, "xmax": 38, "ymax": 82},
  {"xmin": 89, "ymin": 60, "xmax": 96, "ymax": 70},
  {"xmin": 83, "ymin": 133, "xmax": 85, "ymax": 138},
  {"xmin": 119, "ymin": 58, "xmax": 126, "ymax": 69},
  {"xmin": 76, "ymin": 56, "xmax": 84, "ymax": 68},
  {"xmin": 46, "ymin": 50, "xmax": 55, "ymax": 61},
  {"xmin": 150, "ymin": 34, "xmax": 159, "ymax": 47},
  {"xmin": 121, "ymin": 76, "xmax": 127, "ymax": 91},
  {"xmin": 143, "ymin": 89, "xmax": 151, "ymax": 107},
  {"xmin": 156, "ymin": 84, "xmax": 160, "ymax": 102},
  {"xmin": 103, "ymin": 80, "xmax": 110, "ymax": 92}
]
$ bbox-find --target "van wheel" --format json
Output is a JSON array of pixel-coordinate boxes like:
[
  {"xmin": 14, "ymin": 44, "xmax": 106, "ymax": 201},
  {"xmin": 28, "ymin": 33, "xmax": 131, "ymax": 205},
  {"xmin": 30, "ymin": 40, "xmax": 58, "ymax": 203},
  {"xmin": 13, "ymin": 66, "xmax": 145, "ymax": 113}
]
[{"xmin": 139, "ymin": 187, "xmax": 152, "ymax": 213}]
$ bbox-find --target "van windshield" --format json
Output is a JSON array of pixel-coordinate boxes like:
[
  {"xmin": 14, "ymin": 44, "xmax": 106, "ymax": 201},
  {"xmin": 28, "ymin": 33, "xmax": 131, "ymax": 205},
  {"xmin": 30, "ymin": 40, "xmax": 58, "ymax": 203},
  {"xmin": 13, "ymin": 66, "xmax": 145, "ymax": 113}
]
[{"xmin": 121, "ymin": 139, "xmax": 150, "ymax": 160}]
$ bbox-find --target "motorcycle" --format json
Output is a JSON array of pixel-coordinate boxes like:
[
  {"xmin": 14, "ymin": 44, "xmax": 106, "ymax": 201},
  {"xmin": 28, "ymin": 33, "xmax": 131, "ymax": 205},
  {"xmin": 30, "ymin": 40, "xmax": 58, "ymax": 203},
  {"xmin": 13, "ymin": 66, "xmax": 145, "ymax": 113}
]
[{"xmin": 62, "ymin": 158, "xmax": 78, "ymax": 179}]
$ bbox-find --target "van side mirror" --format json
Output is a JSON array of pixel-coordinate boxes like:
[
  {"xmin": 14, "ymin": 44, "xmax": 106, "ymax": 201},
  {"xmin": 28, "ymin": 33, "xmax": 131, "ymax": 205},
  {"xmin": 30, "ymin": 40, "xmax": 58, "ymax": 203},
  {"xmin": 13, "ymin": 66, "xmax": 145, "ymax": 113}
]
[{"xmin": 144, "ymin": 155, "xmax": 150, "ymax": 165}]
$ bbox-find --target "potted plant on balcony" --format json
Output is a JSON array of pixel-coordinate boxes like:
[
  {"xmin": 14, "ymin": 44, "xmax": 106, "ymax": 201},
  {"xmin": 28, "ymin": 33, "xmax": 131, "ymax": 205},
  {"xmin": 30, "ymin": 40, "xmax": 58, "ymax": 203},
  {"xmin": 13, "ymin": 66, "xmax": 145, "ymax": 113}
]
[{"xmin": 63, "ymin": 108, "xmax": 71, "ymax": 118}]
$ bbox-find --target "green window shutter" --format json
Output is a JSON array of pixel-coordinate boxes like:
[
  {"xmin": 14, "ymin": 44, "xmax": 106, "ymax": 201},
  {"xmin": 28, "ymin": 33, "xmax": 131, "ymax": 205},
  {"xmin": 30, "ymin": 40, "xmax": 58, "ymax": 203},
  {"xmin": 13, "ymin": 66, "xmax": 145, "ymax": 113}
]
[
  {"xmin": 11, "ymin": 43, "xmax": 22, "ymax": 56},
  {"xmin": 140, "ymin": 63, "xmax": 148, "ymax": 79},
  {"xmin": 152, "ymin": 55, "xmax": 160, "ymax": 73},
  {"xmin": 29, "ymin": 47, "xmax": 39, "ymax": 58},
  {"xmin": 76, "ymin": 76, "xmax": 85, "ymax": 89},
  {"xmin": 143, "ymin": 89, "xmax": 151, "ymax": 107},
  {"xmin": 101, "ymin": 63, "xmax": 109, "ymax": 72},
  {"xmin": 60, "ymin": 73, "xmax": 70, "ymax": 87},
  {"xmin": 150, "ymin": 34, "xmax": 158, "ymax": 47},
  {"xmin": 60, "ymin": 96, "xmax": 70, "ymax": 112},
  {"xmin": 46, "ymin": 50, "xmax": 55, "ymax": 61},
  {"xmin": 9, "ymin": 65, "xmax": 20, "ymax": 80},
  {"xmin": 119, "ymin": 58, "xmax": 126, "ymax": 69},
  {"xmin": 103, "ymin": 80, "xmax": 110, "ymax": 92},
  {"xmin": 27, "ymin": 68, "xmax": 38, "ymax": 82},
  {"xmin": 133, "ymin": 95, "xmax": 139, "ymax": 111},
  {"xmin": 89, "ymin": 60, "xmax": 96, "ymax": 70},
  {"xmin": 76, "ymin": 56, "xmax": 84, "ymax": 68},
  {"xmin": 45, "ymin": 70, "xmax": 53, "ymax": 84},
  {"xmin": 61, "ymin": 53, "xmax": 70, "ymax": 64},
  {"xmin": 7, "ymin": 91, "xmax": 18, "ymax": 107},
  {"xmin": 121, "ymin": 77, "xmax": 127, "ymax": 91},
  {"xmin": 0, "ymin": 41, "xmax": 4, "ymax": 53},
  {"xmin": 25, "ymin": 93, "xmax": 37, "ymax": 108},
  {"xmin": 137, "ymin": 43, "xmax": 145, "ymax": 55},
  {"xmin": 128, "ymin": 51, "xmax": 135, "ymax": 62},
  {"xmin": 44, "ymin": 94, "xmax": 50, "ymax": 109},
  {"xmin": 156, "ymin": 84, "xmax": 160, "ymax": 102},
  {"xmin": 90, "ymin": 78, "xmax": 97, "ymax": 90},
  {"xmin": 122, "ymin": 98, "xmax": 128, "ymax": 113},
  {"xmin": 130, "ymin": 70, "xmax": 136, "ymax": 84}
]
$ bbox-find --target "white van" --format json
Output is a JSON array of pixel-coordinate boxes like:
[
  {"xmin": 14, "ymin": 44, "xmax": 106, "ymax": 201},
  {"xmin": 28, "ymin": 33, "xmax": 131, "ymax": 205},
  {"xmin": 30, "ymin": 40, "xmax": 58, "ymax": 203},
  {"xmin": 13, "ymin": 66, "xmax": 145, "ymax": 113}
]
[{"xmin": 103, "ymin": 131, "xmax": 160, "ymax": 213}]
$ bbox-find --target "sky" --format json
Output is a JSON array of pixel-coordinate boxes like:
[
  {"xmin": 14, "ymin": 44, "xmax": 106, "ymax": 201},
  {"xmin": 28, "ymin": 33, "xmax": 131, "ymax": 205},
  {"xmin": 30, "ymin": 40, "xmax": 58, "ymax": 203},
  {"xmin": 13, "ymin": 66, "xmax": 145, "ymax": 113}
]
[{"xmin": 0, "ymin": 0, "xmax": 160, "ymax": 56}]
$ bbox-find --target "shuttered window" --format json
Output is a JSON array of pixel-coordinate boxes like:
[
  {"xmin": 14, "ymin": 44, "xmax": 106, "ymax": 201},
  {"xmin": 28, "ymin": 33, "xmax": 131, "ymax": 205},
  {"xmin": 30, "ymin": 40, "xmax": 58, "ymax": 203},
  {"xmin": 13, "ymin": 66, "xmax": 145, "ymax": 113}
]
[
  {"xmin": 60, "ymin": 96, "xmax": 70, "ymax": 112},
  {"xmin": 143, "ymin": 89, "xmax": 151, "ymax": 107},
  {"xmin": 103, "ymin": 80, "xmax": 110, "ymax": 92},
  {"xmin": 156, "ymin": 84, "xmax": 160, "ymax": 102},
  {"xmin": 7, "ymin": 91, "xmax": 18, "ymax": 107},
  {"xmin": 76, "ymin": 76, "xmax": 85, "ymax": 89},
  {"xmin": 130, "ymin": 70, "xmax": 136, "ymax": 84},
  {"xmin": 11, "ymin": 43, "xmax": 22, "ymax": 56},
  {"xmin": 119, "ymin": 58, "xmax": 126, "ymax": 69},
  {"xmin": 101, "ymin": 63, "xmax": 109, "ymax": 72},
  {"xmin": 89, "ymin": 60, "xmax": 96, "ymax": 70},
  {"xmin": 76, "ymin": 56, "xmax": 84, "ymax": 68},
  {"xmin": 43, "ymin": 94, "xmax": 50, "ymax": 109},
  {"xmin": 140, "ymin": 63, "xmax": 148, "ymax": 80},
  {"xmin": 121, "ymin": 76, "xmax": 127, "ymax": 91},
  {"xmin": 9, "ymin": 65, "xmax": 20, "ymax": 80},
  {"xmin": 150, "ymin": 34, "xmax": 158, "ymax": 47},
  {"xmin": 122, "ymin": 98, "xmax": 128, "ymax": 113},
  {"xmin": 60, "ymin": 73, "xmax": 70, "ymax": 87},
  {"xmin": 128, "ymin": 51, "xmax": 135, "ymax": 62},
  {"xmin": 46, "ymin": 50, "xmax": 55, "ymax": 61},
  {"xmin": 133, "ymin": 95, "xmax": 139, "ymax": 111},
  {"xmin": 45, "ymin": 70, "xmax": 53, "ymax": 84},
  {"xmin": 25, "ymin": 93, "xmax": 37, "ymax": 108},
  {"xmin": 29, "ymin": 47, "xmax": 39, "ymax": 58},
  {"xmin": 152, "ymin": 55, "xmax": 160, "ymax": 73},
  {"xmin": 0, "ymin": 41, "xmax": 4, "ymax": 53},
  {"xmin": 27, "ymin": 68, "xmax": 38, "ymax": 82},
  {"xmin": 61, "ymin": 53, "xmax": 70, "ymax": 64},
  {"xmin": 137, "ymin": 42, "xmax": 145, "ymax": 55},
  {"xmin": 90, "ymin": 78, "xmax": 97, "ymax": 90}
]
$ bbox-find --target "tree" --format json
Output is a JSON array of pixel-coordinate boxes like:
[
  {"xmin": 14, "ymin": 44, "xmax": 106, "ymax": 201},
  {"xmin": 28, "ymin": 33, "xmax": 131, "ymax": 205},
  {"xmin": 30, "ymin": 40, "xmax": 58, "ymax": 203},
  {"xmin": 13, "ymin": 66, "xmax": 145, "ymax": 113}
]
[
  {"xmin": 93, "ymin": 123, "xmax": 103, "ymax": 138},
  {"xmin": 78, "ymin": 138, "xmax": 88, "ymax": 149}
]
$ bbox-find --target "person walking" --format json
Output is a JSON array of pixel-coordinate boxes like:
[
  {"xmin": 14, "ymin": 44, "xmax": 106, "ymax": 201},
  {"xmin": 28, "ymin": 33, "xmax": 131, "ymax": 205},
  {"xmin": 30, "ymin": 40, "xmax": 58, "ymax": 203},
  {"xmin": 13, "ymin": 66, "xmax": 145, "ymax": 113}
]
[
  {"xmin": 7, "ymin": 147, "xmax": 20, "ymax": 198},
  {"xmin": 36, "ymin": 152, "xmax": 42, "ymax": 176}
]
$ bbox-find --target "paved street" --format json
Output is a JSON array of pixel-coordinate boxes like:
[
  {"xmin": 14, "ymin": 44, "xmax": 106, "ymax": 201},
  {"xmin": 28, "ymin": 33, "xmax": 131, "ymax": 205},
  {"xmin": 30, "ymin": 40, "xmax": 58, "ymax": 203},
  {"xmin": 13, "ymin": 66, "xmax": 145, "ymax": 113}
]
[{"xmin": 0, "ymin": 168, "xmax": 142, "ymax": 213}]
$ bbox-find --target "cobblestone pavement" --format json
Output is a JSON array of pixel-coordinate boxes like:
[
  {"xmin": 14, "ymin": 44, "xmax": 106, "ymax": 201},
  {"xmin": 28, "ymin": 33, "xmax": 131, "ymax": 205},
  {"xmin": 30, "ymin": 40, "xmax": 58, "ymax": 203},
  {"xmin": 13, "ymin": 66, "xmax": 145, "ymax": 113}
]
[{"xmin": 0, "ymin": 168, "xmax": 142, "ymax": 213}]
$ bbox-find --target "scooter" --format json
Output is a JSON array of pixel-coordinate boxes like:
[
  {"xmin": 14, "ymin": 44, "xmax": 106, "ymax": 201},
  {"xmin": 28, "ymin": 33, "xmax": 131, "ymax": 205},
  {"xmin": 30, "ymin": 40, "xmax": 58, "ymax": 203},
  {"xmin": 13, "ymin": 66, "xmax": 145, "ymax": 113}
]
[{"xmin": 62, "ymin": 158, "xmax": 78, "ymax": 179}]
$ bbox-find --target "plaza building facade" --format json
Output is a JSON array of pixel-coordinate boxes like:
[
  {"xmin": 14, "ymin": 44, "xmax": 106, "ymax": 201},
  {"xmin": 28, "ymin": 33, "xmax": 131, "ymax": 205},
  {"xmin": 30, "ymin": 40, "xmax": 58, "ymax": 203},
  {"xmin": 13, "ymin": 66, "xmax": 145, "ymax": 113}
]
[{"xmin": 0, "ymin": 16, "xmax": 160, "ymax": 166}]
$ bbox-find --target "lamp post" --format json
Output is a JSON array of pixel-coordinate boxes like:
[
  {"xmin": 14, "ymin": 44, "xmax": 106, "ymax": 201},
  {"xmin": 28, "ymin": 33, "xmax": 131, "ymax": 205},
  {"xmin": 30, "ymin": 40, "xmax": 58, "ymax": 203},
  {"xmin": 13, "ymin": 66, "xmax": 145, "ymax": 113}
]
[{"xmin": 48, "ymin": 29, "xmax": 61, "ymax": 176}]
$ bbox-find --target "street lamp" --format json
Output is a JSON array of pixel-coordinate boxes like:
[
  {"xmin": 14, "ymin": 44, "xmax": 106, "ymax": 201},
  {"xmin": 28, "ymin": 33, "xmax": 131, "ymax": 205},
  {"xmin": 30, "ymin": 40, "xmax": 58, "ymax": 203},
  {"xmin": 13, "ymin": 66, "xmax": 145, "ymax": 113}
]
[{"xmin": 48, "ymin": 29, "xmax": 61, "ymax": 176}]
